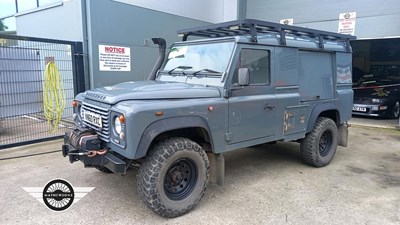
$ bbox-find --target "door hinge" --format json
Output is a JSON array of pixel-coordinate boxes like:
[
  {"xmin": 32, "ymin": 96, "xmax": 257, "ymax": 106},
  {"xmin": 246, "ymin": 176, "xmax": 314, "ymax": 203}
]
[{"xmin": 225, "ymin": 132, "xmax": 232, "ymax": 142}]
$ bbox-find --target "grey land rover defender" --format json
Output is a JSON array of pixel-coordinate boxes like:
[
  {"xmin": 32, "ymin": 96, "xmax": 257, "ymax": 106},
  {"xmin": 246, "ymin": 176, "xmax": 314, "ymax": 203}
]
[{"xmin": 62, "ymin": 19, "xmax": 355, "ymax": 217}]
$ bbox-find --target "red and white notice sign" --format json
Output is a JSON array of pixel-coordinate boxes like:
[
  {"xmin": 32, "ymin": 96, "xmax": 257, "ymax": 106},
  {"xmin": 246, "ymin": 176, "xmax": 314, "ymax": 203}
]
[
  {"xmin": 99, "ymin": 45, "xmax": 131, "ymax": 71},
  {"xmin": 338, "ymin": 12, "xmax": 356, "ymax": 35}
]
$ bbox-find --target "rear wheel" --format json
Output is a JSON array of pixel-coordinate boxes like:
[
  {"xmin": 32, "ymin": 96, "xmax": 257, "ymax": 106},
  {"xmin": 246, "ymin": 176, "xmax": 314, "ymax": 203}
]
[
  {"xmin": 390, "ymin": 101, "xmax": 400, "ymax": 118},
  {"xmin": 300, "ymin": 117, "xmax": 338, "ymax": 167},
  {"xmin": 137, "ymin": 137, "xmax": 209, "ymax": 218}
]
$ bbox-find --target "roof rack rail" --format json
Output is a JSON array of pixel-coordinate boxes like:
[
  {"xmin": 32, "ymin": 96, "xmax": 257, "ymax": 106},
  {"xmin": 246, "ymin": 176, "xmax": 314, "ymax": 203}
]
[{"xmin": 178, "ymin": 19, "xmax": 356, "ymax": 50}]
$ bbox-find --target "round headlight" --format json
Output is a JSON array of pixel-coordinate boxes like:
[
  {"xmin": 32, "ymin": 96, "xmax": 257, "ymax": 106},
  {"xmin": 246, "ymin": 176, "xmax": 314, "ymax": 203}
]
[{"xmin": 114, "ymin": 116, "xmax": 122, "ymax": 134}]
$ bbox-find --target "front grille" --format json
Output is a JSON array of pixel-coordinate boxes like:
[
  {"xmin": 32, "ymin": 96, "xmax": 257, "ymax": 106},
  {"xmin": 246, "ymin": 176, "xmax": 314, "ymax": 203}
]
[{"xmin": 82, "ymin": 102, "xmax": 110, "ymax": 141}]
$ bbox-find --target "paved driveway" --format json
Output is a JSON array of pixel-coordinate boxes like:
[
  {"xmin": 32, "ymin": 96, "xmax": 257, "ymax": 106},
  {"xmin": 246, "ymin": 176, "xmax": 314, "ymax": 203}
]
[
  {"xmin": 350, "ymin": 115, "xmax": 398, "ymax": 129},
  {"xmin": 0, "ymin": 125, "xmax": 399, "ymax": 224}
]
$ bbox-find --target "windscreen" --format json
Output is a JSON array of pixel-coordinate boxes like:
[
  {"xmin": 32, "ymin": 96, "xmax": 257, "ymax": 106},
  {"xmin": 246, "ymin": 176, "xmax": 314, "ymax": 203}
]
[{"xmin": 157, "ymin": 41, "xmax": 235, "ymax": 86}]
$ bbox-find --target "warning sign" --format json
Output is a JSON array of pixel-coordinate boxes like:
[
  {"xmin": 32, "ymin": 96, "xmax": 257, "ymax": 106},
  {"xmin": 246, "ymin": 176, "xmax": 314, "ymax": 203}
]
[
  {"xmin": 99, "ymin": 45, "xmax": 131, "ymax": 71},
  {"xmin": 338, "ymin": 12, "xmax": 356, "ymax": 35}
]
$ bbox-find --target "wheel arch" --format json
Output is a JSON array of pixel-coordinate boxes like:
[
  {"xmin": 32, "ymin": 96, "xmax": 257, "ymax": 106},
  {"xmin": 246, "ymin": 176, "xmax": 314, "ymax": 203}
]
[
  {"xmin": 307, "ymin": 103, "xmax": 340, "ymax": 133},
  {"xmin": 134, "ymin": 116, "xmax": 213, "ymax": 159}
]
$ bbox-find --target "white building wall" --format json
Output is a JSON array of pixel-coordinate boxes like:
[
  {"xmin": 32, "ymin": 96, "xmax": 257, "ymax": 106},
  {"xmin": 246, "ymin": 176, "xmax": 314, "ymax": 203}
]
[
  {"xmin": 15, "ymin": 0, "xmax": 83, "ymax": 41},
  {"xmin": 223, "ymin": 0, "xmax": 238, "ymax": 21},
  {"xmin": 113, "ymin": 0, "xmax": 238, "ymax": 23},
  {"xmin": 15, "ymin": 0, "xmax": 240, "ymax": 41}
]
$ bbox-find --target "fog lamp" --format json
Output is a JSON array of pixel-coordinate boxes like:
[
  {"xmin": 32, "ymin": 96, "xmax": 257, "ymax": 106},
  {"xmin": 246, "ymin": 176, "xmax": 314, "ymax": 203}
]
[{"xmin": 379, "ymin": 106, "xmax": 388, "ymax": 110}]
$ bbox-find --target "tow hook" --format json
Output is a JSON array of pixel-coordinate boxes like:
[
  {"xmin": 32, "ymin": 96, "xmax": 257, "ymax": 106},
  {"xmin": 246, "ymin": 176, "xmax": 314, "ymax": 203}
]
[
  {"xmin": 87, "ymin": 149, "xmax": 108, "ymax": 157},
  {"xmin": 68, "ymin": 149, "xmax": 108, "ymax": 157}
]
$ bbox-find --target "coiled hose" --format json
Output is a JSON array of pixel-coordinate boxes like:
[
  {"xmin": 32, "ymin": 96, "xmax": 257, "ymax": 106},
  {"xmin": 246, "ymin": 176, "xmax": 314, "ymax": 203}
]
[{"xmin": 43, "ymin": 61, "xmax": 66, "ymax": 133}]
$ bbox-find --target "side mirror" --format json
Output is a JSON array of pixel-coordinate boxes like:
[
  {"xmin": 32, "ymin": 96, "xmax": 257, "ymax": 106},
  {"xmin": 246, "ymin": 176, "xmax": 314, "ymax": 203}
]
[{"xmin": 238, "ymin": 68, "xmax": 250, "ymax": 86}]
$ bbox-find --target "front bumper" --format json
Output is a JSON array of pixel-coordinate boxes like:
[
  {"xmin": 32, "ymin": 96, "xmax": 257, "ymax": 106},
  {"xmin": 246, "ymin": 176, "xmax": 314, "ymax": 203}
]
[
  {"xmin": 62, "ymin": 130, "xmax": 127, "ymax": 174},
  {"xmin": 352, "ymin": 103, "xmax": 388, "ymax": 117}
]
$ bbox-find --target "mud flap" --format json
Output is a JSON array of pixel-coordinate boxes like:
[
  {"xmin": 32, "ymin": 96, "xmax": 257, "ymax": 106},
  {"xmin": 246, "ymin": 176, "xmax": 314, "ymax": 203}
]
[
  {"xmin": 207, "ymin": 153, "xmax": 225, "ymax": 186},
  {"xmin": 338, "ymin": 123, "xmax": 349, "ymax": 147}
]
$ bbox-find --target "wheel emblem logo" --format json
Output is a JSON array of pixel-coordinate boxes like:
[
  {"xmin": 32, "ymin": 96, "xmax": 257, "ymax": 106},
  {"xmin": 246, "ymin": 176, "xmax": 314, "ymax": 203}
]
[{"xmin": 42, "ymin": 179, "xmax": 75, "ymax": 211}]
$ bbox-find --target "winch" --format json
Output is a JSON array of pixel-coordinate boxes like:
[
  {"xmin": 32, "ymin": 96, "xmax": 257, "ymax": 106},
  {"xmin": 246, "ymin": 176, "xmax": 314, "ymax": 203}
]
[
  {"xmin": 68, "ymin": 129, "xmax": 101, "ymax": 151},
  {"xmin": 62, "ymin": 129, "xmax": 126, "ymax": 174}
]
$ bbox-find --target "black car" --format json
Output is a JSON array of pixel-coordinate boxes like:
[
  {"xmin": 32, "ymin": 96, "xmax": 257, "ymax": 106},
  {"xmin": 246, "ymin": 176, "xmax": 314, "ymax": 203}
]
[{"xmin": 352, "ymin": 78, "xmax": 400, "ymax": 118}]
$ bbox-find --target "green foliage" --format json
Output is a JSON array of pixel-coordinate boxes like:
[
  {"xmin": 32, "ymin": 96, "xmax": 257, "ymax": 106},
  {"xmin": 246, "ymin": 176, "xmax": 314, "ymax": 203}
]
[{"xmin": 0, "ymin": 19, "xmax": 8, "ymax": 31}]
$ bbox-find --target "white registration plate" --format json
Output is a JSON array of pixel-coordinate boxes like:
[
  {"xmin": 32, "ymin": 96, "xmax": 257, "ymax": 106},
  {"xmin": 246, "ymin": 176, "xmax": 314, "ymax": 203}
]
[
  {"xmin": 82, "ymin": 110, "xmax": 102, "ymax": 127},
  {"xmin": 352, "ymin": 106, "xmax": 367, "ymax": 112}
]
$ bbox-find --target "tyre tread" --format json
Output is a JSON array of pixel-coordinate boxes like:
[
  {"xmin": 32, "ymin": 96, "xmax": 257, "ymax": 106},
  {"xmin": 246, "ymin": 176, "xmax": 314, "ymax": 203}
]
[
  {"xmin": 137, "ymin": 137, "xmax": 209, "ymax": 218},
  {"xmin": 301, "ymin": 117, "xmax": 338, "ymax": 167}
]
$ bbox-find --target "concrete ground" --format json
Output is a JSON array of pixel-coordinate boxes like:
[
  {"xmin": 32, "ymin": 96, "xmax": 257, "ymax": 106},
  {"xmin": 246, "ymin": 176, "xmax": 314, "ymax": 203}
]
[
  {"xmin": 0, "ymin": 125, "xmax": 399, "ymax": 225},
  {"xmin": 350, "ymin": 115, "xmax": 399, "ymax": 129}
]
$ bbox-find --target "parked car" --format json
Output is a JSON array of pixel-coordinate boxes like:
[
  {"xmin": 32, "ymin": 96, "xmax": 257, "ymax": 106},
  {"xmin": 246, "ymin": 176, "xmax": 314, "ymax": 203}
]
[{"xmin": 352, "ymin": 77, "xmax": 400, "ymax": 118}]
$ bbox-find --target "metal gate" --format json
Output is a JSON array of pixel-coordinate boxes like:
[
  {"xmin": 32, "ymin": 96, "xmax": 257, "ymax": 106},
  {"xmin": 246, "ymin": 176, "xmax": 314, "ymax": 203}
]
[{"xmin": 0, "ymin": 34, "xmax": 85, "ymax": 149}]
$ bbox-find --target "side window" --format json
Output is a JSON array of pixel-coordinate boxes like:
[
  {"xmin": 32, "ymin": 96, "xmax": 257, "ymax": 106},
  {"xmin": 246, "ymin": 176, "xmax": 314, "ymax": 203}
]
[{"xmin": 232, "ymin": 49, "xmax": 270, "ymax": 85}]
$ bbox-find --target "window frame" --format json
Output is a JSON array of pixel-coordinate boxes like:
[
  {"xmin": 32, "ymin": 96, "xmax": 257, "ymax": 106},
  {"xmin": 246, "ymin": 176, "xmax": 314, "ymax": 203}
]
[{"xmin": 231, "ymin": 47, "xmax": 272, "ymax": 86}]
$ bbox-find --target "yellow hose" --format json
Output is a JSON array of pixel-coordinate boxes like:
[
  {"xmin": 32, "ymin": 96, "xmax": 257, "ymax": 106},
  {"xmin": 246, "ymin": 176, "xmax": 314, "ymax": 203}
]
[{"xmin": 43, "ymin": 61, "xmax": 66, "ymax": 133}]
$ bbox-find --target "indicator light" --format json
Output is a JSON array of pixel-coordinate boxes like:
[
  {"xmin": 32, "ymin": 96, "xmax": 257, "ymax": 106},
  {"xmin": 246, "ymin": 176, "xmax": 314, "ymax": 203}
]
[
  {"xmin": 119, "ymin": 115, "xmax": 125, "ymax": 123},
  {"xmin": 155, "ymin": 111, "xmax": 164, "ymax": 116}
]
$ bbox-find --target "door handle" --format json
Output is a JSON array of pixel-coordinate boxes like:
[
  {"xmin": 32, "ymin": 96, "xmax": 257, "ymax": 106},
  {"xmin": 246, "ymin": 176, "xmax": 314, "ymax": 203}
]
[{"xmin": 264, "ymin": 104, "xmax": 275, "ymax": 111}]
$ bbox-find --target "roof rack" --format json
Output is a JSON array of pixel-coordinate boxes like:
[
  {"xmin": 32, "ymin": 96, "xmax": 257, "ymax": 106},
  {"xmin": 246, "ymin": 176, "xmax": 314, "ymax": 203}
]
[{"xmin": 178, "ymin": 19, "xmax": 356, "ymax": 50}]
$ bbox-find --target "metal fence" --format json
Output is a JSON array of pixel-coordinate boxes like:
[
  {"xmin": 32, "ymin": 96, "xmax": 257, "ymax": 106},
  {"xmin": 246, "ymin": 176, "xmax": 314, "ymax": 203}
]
[{"xmin": 0, "ymin": 34, "xmax": 84, "ymax": 149}]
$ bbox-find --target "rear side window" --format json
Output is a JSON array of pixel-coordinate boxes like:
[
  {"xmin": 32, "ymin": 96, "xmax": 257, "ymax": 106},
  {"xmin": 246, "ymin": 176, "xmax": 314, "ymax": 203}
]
[
  {"xmin": 298, "ymin": 51, "xmax": 334, "ymax": 100},
  {"xmin": 232, "ymin": 49, "xmax": 270, "ymax": 85}
]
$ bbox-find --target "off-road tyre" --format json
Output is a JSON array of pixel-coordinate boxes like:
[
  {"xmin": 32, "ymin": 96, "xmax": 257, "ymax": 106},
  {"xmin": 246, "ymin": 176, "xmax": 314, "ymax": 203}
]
[
  {"xmin": 94, "ymin": 166, "xmax": 113, "ymax": 173},
  {"xmin": 137, "ymin": 137, "xmax": 209, "ymax": 218},
  {"xmin": 300, "ymin": 117, "xmax": 338, "ymax": 167},
  {"xmin": 390, "ymin": 101, "xmax": 400, "ymax": 119}
]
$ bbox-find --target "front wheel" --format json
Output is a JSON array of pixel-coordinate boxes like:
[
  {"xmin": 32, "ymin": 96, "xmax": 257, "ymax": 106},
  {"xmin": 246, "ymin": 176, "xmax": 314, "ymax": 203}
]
[
  {"xmin": 300, "ymin": 117, "xmax": 338, "ymax": 167},
  {"xmin": 137, "ymin": 137, "xmax": 209, "ymax": 218}
]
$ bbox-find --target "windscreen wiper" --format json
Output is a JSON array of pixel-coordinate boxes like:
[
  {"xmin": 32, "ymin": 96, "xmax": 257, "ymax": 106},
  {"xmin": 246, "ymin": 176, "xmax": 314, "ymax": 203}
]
[
  {"xmin": 192, "ymin": 68, "xmax": 221, "ymax": 76},
  {"xmin": 168, "ymin": 66, "xmax": 193, "ymax": 74}
]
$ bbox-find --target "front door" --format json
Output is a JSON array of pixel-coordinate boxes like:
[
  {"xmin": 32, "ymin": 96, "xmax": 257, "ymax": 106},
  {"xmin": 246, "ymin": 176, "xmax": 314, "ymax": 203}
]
[{"xmin": 227, "ymin": 46, "xmax": 278, "ymax": 144}]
